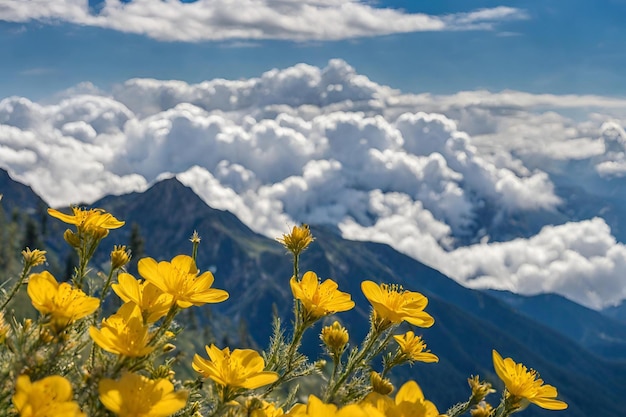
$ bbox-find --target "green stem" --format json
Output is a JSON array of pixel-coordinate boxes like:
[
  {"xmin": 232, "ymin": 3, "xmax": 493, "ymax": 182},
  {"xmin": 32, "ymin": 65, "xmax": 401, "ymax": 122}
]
[
  {"xmin": 293, "ymin": 253, "xmax": 300, "ymax": 281},
  {"xmin": 323, "ymin": 324, "xmax": 385, "ymax": 402},
  {"xmin": 263, "ymin": 316, "xmax": 309, "ymax": 396},
  {"xmin": 0, "ymin": 262, "xmax": 31, "ymax": 312},
  {"xmin": 328, "ymin": 353, "xmax": 342, "ymax": 389},
  {"xmin": 88, "ymin": 267, "xmax": 117, "ymax": 370},
  {"xmin": 99, "ymin": 268, "xmax": 115, "ymax": 305},
  {"xmin": 191, "ymin": 241, "xmax": 199, "ymax": 264}
]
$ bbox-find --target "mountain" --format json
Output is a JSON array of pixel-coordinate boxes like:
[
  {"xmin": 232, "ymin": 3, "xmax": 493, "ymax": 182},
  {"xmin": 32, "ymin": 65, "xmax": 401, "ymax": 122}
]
[
  {"xmin": 83, "ymin": 178, "xmax": 626, "ymax": 417},
  {"xmin": 485, "ymin": 289, "xmax": 626, "ymax": 361},
  {"xmin": 0, "ymin": 168, "xmax": 47, "ymax": 215},
  {"xmin": 603, "ymin": 301, "xmax": 626, "ymax": 324}
]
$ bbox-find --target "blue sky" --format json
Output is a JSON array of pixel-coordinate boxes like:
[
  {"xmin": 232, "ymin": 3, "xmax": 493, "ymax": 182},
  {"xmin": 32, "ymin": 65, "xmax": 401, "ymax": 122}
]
[{"xmin": 1, "ymin": 0, "xmax": 625, "ymax": 99}]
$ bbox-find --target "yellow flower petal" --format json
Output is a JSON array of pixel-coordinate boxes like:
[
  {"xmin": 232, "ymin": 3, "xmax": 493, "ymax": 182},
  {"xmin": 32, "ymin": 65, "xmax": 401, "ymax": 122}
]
[
  {"xmin": 99, "ymin": 372, "xmax": 187, "ymax": 417},
  {"xmin": 90, "ymin": 303, "xmax": 154, "ymax": 357},
  {"xmin": 492, "ymin": 350, "xmax": 568, "ymax": 411},
  {"xmin": 193, "ymin": 344, "xmax": 278, "ymax": 390},
  {"xmin": 27, "ymin": 271, "xmax": 99, "ymax": 332},
  {"xmin": 290, "ymin": 272, "xmax": 354, "ymax": 321},
  {"xmin": 13, "ymin": 375, "xmax": 84, "ymax": 417},
  {"xmin": 361, "ymin": 280, "xmax": 434, "ymax": 328},
  {"xmin": 138, "ymin": 255, "xmax": 228, "ymax": 309}
]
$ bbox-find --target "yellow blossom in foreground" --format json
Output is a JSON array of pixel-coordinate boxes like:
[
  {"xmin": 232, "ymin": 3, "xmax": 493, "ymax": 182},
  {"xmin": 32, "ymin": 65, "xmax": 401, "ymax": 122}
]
[
  {"xmin": 112, "ymin": 273, "xmax": 173, "ymax": 323},
  {"xmin": 361, "ymin": 281, "xmax": 434, "ymax": 328},
  {"xmin": 277, "ymin": 224, "xmax": 314, "ymax": 255},
  {"xmin": 13, "ymin": 375, "xmax": 85, "ymax": 417},
  {"xmin": 22, "ymin": 248, "xmax": 47, "ymax": 268},
  {"xmin": 138, "ymin": 255, "xmax": 228, "ymax": 309},
  {"xmin": 393, "ymin": 331, "xmax": 438, "ymax": 363},
  {"xmin": 251, "ymin": 401, "xmax": 284, "ymax": 417},
  {"xmin": 286, "ymin": 395, "xmax": 384, "ymax": 417},
  {"xmin": 27, "ymin": 271, "xmax": 100, "ymax": 332},
  {"xmin": 492, "ymin": 350, "xmax": 568, "ymax": 410},
  {"xmin": 290, "ymin": 271, "xmax": 355, "ymax": 321},
  {"xmin": 48, "ymin": 206, "xmax": 124, "ymax": 238},
  {"xmin": 362, "ymin": 380, "xmax": 440, "ymax": 417},
  {"xmin": 90, "ymin": 302, "xmax": 154, "ymax": 357},
  {"xmin": 320, "ymin": 321, "xmax": 349, "ymax": 354},
  {"xmin": 99, "ymin": 372, "xmax": 188, "ymax": 417},
  {"xmin": 192, "ymin": 344, "xmax": 278, "ymax": 390}
]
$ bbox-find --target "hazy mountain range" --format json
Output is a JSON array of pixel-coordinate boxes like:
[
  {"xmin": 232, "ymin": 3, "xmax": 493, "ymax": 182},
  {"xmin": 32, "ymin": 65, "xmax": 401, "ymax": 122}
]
[{"xmin": 3, "ymin": 167, "xmax": 626, "ymax": 417}]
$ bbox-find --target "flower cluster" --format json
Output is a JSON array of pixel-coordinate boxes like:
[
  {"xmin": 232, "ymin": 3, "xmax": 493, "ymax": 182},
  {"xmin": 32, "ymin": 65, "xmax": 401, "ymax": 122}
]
[{"xmin": 0, "ymin": 207, "xmax": 568, "ymax": 417}]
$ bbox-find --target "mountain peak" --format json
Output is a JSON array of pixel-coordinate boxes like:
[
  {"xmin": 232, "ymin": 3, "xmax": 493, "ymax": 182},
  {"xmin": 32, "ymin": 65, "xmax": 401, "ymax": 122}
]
[{"xmin": 0, "ymin": 168, "xmax": 47, "ymax": 213}]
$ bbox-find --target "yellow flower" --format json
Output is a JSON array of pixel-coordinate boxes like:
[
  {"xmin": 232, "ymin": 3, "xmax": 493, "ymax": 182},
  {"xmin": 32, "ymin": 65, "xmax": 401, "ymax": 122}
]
[
  {"xmin": 112, "ymin": 273, "xmax": 173, "ymax": 323},
  {"xmin": 492, "ymin": 350, "xmax": 568, "ymax": 410},
  {"xmin": 90, "ymin": 302, "xmax": 154, "ymax": 357},
  {"xmin": 361, "ymin": 281, "xmax": 434, "ymax": 328},
  {"xmin": 48, "ymin": 206, "xmax": 124, "ymax": 238},
  {"xmin": 277, "ymin": 224, "xmax": 314, "ymax": 255},
  {"xmin": 251, "ymin": 401, "xmax": 284, "ymax": 417},
  {"xmin": 320, "ymin": 321, "xmax": 349, "ymax": 355},
  {"xmin": 138, "ymin": 255, "xmax": 229, "ymax": 309},
  {"xmin": 13, "ymin": 374, "xmax": 85, "ymax": 417},
  {"xmin": 22, "ymin": 248, "xmax": 47, "ymax": 268},
  {"xmin": 192, "ymin": 344, "xmax": 278, "ymax": 390},
  {"xmin": 286, "ymin": 395, "xmax": 384, "ymax": 417},
  {"xmin": 290, "ymin": 271, "xmax": 355, "ymax": 321},
  {"xmin": 467, "ymin": 376, "xmax": 495, "ymax": 402},
  {"xmin": 393, "ymin": 331, "xmax": 438, "ymax": 363},
  {"xmin": 370, "ymin": 371, "xmax": 394, "ymax": 395},
  {"xmin": 362, "ymin": 380, "xmax": 440, "ymax": 417},
  {"xmin": 111, "ymin": 245, "xmax": 132, "ymax": 270},
  {"xmin": 99, "ymin": 372, "xmax": 188, "ymax": 417},
  {"xmin": 0, "ymin": 311, "xmax": 10, "ymax": 344},
  {"xmin": 27, "ymin": 271, "xmax": 100, "ymax": 332},
  {"xmin": 470, "ymin": 402, "xmax": 494, "ymax": 417}
]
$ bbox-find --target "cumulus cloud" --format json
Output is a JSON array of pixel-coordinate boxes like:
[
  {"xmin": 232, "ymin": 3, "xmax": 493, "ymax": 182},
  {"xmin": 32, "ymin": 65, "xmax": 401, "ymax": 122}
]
[
  {"xmin": 445, "ymin": 218, "xmax": 626, "ymax": 310},
  {"xmin": 343, "ymin": 216, "xmax": 626, "ymax": 310},
  {"xmin": 0, "ymin": 1, "xmax": 527, "ymax": 42},
  {"xmin": 2, "ymin": 59, "xmax": 626, "ymax": 309}
]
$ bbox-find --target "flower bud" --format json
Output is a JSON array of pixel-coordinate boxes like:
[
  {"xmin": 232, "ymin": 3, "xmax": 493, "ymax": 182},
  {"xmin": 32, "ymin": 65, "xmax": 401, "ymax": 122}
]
[
  {"xmin": 153, "ymin": 364, "xmax": 175, "ymax": 380},
  {"xmin": 468, "ymin": 375, "xmax": 495, "ymax": 402},
  {"xmin": 110, "ymin": 245, "xmax": 131, "ymax": 270},
  {"xmin": 63, "ymin": 229, "xmax": 81, "ymax": 248},
  {"xmin": 370, "ymin": 371, "xmax": 394, "ymax": 395},
  {"xmin": 321, "ymin": 321, "xmax": 349, "ymax": 356},
  {"xmin": 22, "ymin": 248, "xmax": 47, "ymax": 268},
  {"xmin": 276, "ymin": 224, "xmax": 314, "ymax": 255}
]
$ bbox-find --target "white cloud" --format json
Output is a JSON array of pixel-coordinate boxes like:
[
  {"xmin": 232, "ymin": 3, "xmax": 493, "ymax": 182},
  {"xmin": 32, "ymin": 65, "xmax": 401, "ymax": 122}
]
[
  {"xmin": 0, "ymin": 1, "xmax": 528, "ymax": 42},
  {"xmin": 2, "ymin": 59, "xmax": 626, "ymax": 309},
  {"xmin": 444, "ymin": 218, "xmax": 626, "ymax": 310}
]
